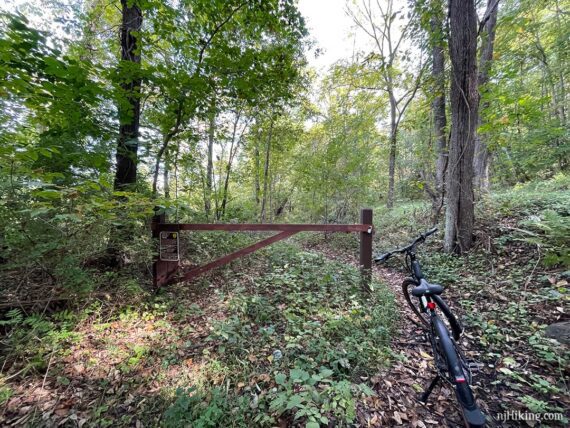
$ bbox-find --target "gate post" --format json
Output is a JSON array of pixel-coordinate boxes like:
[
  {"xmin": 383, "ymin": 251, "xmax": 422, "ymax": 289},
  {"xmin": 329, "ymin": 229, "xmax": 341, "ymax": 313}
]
[
  {"xmin": 359, "ymin": 208, "xmax": 373, "ymax": 291},
  {"xmin": 152, "ymin": 208, "xmax": 179, "ymax": 288}
]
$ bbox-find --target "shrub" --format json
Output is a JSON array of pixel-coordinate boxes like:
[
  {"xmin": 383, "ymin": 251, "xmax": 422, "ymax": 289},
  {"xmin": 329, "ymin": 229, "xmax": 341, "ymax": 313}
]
[{"xmin": 520, "ymin": 210, "xmax": 570, "ymax": 267}]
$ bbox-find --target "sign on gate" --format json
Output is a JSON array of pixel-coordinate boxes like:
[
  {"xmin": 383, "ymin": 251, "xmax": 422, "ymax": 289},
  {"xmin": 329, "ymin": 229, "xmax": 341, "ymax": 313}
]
[{"xmin": 159, "ymin": 231, "xmax": 180, "ymax": 261}]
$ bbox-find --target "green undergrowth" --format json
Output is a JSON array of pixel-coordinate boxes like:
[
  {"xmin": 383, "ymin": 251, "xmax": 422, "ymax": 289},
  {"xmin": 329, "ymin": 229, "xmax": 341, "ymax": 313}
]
[
  {"xmin": 372, "ymin": 174, "xmax": 570, "ymax": 268},
  {"xmin": 427, "ymin": 247, "xmax": 569, "ymax": 424},
  {"xmin": 373, "ymin": 201, "xmax": 433, "ymax": 250},
  {"xmin": 488, "ymin": 173, "xmax": 570, "ymax": 218},
  {"xmin": 484, "ymin": 173, "xmax": 570, "ymax": 267},
  {"xmin": 1, "ymin": 242, "xmax": 395, "ymax": 427},
  {"xmin": 368, "ymin": 176, "xmax": 570, "ymax": 425},
  {"xmin": 164, "ymin": 243, "xmax": 396, "ymax": 427},
  {"xmin": 295, "ymin": 231, "xmax": 360, "ymax": 253}
]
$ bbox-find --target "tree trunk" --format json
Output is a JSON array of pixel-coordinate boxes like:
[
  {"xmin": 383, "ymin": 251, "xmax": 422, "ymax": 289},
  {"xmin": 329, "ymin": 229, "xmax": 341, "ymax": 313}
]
[
  {"xmin": 474, "ymin": 0, "xmax": 499, "ymax": 192},
  {"xmin": 254, "ymin": 136, "xmax": 261, "ymax": 206},
  {"xmin": 205, "ymin": 109, "xmax": 215, "ymax": 217},
  {"xmin": 387, "ymin": 94, "xmax": 397, "ymax": 209},
  {"xmin": 151, "ymin": 100, "xmax": 183, "ymax": 196},
  {"xmin": 260, "ymin": 119, "xmax": 274, "ymax": 223},
  {"xmin": 269, "ymin": 174, "xmax": 274, "ymax": 223},
  {"xmin": 219, "ymin": 112, "xmax": 243, "ymax": 220},
  {"xmin": 444, "ymin": 0, "xmax": 479, "ymax": 254},
  {"xmin": 219, "ymin": 163, "xmax": 231, "ymax": 220},
  {"xmin": 553, "ymin": 0, "xmax": 567, "ymax": 128},
  {"xmin": 431, "ymin": 2, "xmax": 447, "ymax": 219},
  {"xmin": 113, "ymin": 0, "xmax": 142, "ymax": 190},
  {"xmin": 274, "ymin": 196, "xmax": 289, "ymax": 217},
  {"xmin": 163, "ymin": 153, "xmax": 170, "ymax": 199}
]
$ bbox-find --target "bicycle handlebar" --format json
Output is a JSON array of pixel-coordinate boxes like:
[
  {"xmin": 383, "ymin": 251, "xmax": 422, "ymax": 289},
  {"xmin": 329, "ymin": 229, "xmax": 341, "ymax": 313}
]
[{"xmin": 374, "ymin": 227, "xmax": 438, "ymax": 263}]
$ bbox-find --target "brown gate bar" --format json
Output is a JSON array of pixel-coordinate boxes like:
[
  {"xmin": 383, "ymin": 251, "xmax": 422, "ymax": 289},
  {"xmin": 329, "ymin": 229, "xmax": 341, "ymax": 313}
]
[
  {"xmin": 157, "ymin": 224, "xmax": 372, "ymax": 232},
  {"xmin": 152, "ymin": 208, "xmax": 374, "ymax": 288}
]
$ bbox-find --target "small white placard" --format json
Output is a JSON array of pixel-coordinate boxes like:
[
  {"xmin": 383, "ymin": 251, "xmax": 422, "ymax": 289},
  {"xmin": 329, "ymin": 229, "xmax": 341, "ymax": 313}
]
[{"xmin": 160, "ymin": 231, "xmax": 180, "ymax": 261}]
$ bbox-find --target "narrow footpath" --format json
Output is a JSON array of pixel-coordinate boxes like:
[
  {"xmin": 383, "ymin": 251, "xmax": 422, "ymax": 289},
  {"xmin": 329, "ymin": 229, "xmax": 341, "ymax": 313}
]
[{"xmin": 303, "ymin": 242, "xmax": 498, "ymax": 428}]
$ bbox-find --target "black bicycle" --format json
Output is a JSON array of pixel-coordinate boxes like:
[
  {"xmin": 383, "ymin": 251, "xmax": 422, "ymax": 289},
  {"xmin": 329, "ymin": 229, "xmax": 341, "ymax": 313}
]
[{"xmin": 375, "ymin": 228, "xmax": 486, "ymax": 428}]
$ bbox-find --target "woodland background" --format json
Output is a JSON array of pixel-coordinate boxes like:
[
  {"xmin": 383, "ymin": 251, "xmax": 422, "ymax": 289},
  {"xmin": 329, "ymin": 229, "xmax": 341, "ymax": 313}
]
[{"xmin": 0, "ymin": 0, "xmax": 568, "ymax": 426}]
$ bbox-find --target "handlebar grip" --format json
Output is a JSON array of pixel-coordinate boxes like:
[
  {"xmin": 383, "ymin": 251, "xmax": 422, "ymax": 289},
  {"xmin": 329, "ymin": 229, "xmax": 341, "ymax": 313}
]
[
  {"xmin": 374, "ymin": 253, "xmax": 391, "ymax": 263},
  {"xmin": 424, "ymin": 227, "xmax": 438, "ymax": 238}
]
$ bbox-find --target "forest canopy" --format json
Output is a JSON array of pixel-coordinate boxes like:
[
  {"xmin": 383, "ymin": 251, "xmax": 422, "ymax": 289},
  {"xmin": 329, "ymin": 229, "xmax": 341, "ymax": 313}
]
[{"xmin": 0, "ymin": 0, "xmax": 567, "ymax": 251}]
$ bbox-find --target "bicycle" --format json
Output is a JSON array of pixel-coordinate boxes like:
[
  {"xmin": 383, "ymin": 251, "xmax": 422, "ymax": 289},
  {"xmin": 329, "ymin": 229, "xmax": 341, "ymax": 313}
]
[{"xmin": 374, "ymin": 228, "xmax": 486, "ymax": 428}]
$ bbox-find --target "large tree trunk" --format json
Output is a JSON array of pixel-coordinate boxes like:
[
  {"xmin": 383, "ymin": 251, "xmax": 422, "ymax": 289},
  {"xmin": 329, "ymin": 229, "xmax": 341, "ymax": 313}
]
[
  {"xmin": 386, "ymin": 93, "xmax": 397, "ymax": 209},
  {"xmin": 431, "ymin": 1, "xmax": 447, "ymax": 219},
  {"xmin": 473, "ymin": 0, "xmax": 499, "ymax": 192},
  {"xmin": 444, "ymin": 0, "xmax": 479, "ymax": 254},
  {"xmin": 107, "ymin": 0, "xmax": 142, "ymax": 265},
  {"xmin": 205, "ymin": 109, "xmax": 215, "ymax": 217},
  {"xmin": 114, "ymin": 0, "xmax": 142, "ymax": 190}
]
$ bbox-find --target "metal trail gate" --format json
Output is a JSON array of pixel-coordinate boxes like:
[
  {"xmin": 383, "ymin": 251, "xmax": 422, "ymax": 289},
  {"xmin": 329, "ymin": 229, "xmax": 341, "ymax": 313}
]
[{"xmin": 152, "ymin": 208, "xmax": 374, "ymax": 289}]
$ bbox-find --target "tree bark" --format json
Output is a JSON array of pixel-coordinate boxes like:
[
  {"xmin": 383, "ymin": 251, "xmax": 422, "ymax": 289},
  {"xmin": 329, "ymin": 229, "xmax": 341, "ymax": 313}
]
[
  {"xmin": 163, "ymin": 152, "xmax": 170, "ymax": 199},
  {"xmin": 474, "ymin": 0, "xmax": 499, "ymax": 192},
  {"xmin": 205, "ymin": 108, "xmax": 215, "ymax": 218},
  {"xmin": 219, "ymin": 112, "xmax": 245, "ymax": 220},
  {"xmin": 431, "ymin": 1, "xmax": 447, "ymax": 219},
  {"xmin": 114, "ymin": 0, "xmax": 142, "ymax": 190},
  {"xmin": 260, "ymin": 119, "xmax": 274, "ymax": 223},
  {"xmin": 387, "ymin": 94, "xmax": 397, "ymax": 209},
  {"xmin": 274, "ymin": 196, "xmax": 289, "ymax": 217},
  {"xmin": 254, "ymin": 135, "xmax": 261, "ymax": 206},
  {"xmin": 444, "ymin": 0, "xmax": 479, "ymax": 254}
]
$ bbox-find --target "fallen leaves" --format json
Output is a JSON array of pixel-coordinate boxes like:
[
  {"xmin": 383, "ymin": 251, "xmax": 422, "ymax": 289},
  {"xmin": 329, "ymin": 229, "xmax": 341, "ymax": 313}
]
[{"xmin": 3, "ymin": 237, "xmax": 567, "ymax": 427}]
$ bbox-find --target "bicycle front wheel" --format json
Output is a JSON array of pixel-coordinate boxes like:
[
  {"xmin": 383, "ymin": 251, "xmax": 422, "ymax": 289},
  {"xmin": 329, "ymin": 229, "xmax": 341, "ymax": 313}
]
[{"xmin": 402, "ymin": 278, "xmax": 430, "ymax": 329}]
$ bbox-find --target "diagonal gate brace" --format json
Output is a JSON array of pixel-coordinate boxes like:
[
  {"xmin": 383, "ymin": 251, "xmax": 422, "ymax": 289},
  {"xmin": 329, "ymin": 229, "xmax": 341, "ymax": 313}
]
[{"xmin": 172, "ymin": 231, "xmax": 297, "ymax": 285}]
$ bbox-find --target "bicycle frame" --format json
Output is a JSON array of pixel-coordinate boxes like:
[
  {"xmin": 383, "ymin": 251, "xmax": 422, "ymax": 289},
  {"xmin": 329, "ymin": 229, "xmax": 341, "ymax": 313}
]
[
  {"xmin": 406, "ymin": 250, "xmax": 463, "ymax": 340},
  {"xmin": 410, "ymin": 256, "xmax": 484, "ymax": 426}
]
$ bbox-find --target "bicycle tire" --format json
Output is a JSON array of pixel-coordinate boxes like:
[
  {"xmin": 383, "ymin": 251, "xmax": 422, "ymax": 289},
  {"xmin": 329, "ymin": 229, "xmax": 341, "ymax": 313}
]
[
  {"xmin": 402, "ymin": 278, "xmax": 430, "ymax": 329},
  {"xmin": 432, "ymin": 316, "xmax": 486, "ymax": 428}
]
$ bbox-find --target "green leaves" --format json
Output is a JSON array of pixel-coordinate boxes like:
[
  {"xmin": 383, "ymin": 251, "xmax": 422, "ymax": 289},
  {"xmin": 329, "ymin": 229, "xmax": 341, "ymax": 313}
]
[
  {"xmin": 1, "ymin": 12, "xmax": 110, "ymax": 186},
  {"xmin": 274, "ymin": 372, "xmax": 287, "ymax": 386},
  {"xmin": 290, "ymin": 368, "xmax": 310, "ymax": 383},
  {"xmin": 43, "ymin": 56, "xmax": 67, "ymax": 78},
  {"xmin": 32, "ymin": 189, "xmax": 62, "ymax": 200},
  {"xmin": 482, "ymin": 0, "xmax": 569, "ymax": 182},
  {"xmin": 269, "ymin": 366, "xmax": 374, "ymax": 425}
]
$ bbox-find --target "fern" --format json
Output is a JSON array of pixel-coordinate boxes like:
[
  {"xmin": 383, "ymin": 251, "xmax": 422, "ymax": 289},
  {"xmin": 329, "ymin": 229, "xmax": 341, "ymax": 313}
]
[{"xmin": 0, "ymin": 308, "xmax": 23, "ymax": 326}]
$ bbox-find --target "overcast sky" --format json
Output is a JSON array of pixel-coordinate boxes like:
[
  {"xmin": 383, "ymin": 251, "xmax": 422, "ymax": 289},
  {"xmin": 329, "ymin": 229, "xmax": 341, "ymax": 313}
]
[{"xmin": 298, "ymin": 0, "xmax": 369, "ymax": 72}]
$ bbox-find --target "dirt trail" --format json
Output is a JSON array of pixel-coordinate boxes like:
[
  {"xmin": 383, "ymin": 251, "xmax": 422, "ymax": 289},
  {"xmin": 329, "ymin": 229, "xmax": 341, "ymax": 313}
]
[{"xmin": 303, "ymin": 242, "xmax": 496, "ymax": 428}]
